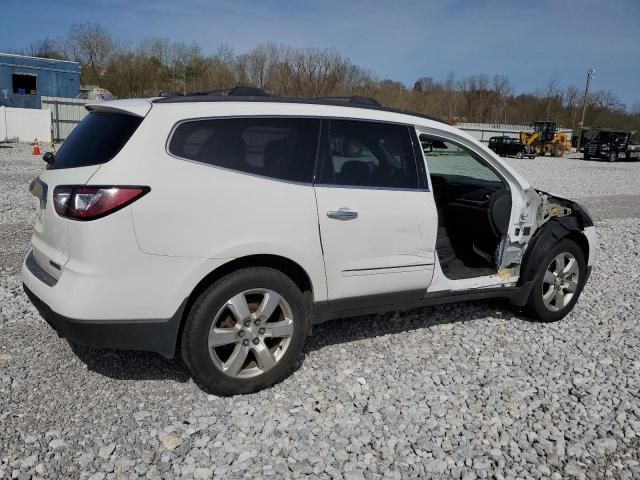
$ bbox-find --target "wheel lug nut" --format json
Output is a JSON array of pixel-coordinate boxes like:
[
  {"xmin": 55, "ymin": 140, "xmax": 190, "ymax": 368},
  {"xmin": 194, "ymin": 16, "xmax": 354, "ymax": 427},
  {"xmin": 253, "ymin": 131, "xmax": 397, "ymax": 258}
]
[
  {"xmin": 242, "ymin": 339, "xmax": 249, "ymax": 346},
  {"xmin": 254, "ymin": 319, "xmax": 261, "ymax": 326},
  {"xmin": 259, "ymin": 328, "xmax": 266, "ymax": 335},
  {"xmin": 253, "ymin": 338, "xmax": 260, "ymax": 345},
  {"xmin": 244, "ymin": 320, "xmax": 251, "ymax": 327},
  {"xmin": 238, "ymin": 330, "xmax": 245, "ymax": 337}
]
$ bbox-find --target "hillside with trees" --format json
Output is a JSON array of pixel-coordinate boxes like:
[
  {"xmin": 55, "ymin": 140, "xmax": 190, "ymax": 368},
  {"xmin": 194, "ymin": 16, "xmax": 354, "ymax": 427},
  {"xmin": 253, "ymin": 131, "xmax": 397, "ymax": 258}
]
[{"xmin": 16, "ymin": 22, "xmax": 640, "ymax": 134}]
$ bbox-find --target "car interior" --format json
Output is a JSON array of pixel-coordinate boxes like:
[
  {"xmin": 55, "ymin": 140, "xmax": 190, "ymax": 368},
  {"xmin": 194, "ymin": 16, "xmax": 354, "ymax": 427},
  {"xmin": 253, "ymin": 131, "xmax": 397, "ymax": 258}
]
[
  {"xmin": 327, "ymin": 120, "xmax": 419, "ymax": 189},
  {"xmin": 420, "ymin": 134, "xmax": 512, "ymax": 280}
]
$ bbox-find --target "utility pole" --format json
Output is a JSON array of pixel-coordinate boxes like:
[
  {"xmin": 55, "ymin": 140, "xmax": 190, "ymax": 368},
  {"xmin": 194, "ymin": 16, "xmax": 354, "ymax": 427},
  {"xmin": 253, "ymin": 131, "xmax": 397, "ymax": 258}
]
[{"xmin": 576, "ymin": 68, "xmax": 595, "ymax": 153}]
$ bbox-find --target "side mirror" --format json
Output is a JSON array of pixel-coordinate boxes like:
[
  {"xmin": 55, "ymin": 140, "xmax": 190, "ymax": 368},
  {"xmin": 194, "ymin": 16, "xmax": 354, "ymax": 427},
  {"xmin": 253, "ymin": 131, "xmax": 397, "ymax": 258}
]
[{"xmin": 42, "ymin": 151, "xmax": 55, "ymax": 165}]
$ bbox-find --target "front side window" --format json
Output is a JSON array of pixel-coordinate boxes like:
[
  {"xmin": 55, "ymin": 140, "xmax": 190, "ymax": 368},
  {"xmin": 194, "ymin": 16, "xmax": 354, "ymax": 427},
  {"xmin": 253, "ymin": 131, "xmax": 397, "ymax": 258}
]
[
  {"xmin": 420, "ymin": 134, "xmax": 503, "ymax": 184},
  {"xmin": 323, "ymin": 119, "xmax": 419, "ymax": 189},
  {"xmin": 168, "ymin": 117, "xmax": 320, "ymax": 183}
]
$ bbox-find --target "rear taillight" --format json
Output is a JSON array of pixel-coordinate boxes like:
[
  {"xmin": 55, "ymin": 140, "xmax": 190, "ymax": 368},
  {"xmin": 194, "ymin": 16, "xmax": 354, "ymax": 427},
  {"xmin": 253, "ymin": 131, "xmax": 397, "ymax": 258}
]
[{"xmin": 53, "ymin": 186, "xmax": 149, "ymax": 221}]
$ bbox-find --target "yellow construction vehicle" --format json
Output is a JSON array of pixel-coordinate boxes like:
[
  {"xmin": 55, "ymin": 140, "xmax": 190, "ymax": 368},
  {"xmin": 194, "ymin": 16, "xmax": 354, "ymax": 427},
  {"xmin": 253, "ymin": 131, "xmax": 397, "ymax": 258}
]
[{"xmin": 519, "ymin": 121, "xmax": 571, "ymax": 157}]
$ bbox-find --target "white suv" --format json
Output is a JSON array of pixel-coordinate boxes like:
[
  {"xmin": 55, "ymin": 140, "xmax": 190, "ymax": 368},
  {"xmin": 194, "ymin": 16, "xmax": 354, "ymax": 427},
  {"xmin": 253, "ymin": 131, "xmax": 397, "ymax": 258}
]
[{"xmin": 23, "ymin": 87, "xmax": 596, "ymax": 395}]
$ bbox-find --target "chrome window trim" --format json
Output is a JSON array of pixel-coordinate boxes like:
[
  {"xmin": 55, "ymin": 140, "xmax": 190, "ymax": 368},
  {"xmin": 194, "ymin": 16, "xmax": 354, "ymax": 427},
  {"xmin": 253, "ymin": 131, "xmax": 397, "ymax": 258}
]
[{"xmin": 314, "ymin": 183, "xmax": 430, "ymax": 193}]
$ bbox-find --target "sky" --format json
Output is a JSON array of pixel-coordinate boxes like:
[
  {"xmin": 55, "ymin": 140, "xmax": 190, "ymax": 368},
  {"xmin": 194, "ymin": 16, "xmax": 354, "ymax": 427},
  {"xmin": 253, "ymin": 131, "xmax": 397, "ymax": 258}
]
[{"xmin": 2, "ymin": 0, "xmax": 639, "ymax": 108}]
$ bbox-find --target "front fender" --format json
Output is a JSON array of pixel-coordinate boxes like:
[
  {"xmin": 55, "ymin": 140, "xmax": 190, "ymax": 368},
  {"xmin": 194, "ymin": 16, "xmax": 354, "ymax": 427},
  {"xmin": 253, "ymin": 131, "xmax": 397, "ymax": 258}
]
[{"xmin": 512, "ymin": 215, "xmax": 593, "ymax": 306}]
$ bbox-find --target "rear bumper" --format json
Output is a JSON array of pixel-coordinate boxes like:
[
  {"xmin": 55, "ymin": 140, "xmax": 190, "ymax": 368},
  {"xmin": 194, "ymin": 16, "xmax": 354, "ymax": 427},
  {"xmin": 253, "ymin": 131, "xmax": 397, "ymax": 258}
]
[{"xmin": 23, "ymin": 283, "xmax": 186, "ymax": 359}]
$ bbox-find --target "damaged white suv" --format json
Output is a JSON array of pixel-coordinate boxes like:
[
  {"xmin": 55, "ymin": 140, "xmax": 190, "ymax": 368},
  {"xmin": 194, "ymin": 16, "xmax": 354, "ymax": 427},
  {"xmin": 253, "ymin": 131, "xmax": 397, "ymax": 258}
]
[{"xmin": 23, "ymin": 87, "xmax": 596, "ymax": 395}]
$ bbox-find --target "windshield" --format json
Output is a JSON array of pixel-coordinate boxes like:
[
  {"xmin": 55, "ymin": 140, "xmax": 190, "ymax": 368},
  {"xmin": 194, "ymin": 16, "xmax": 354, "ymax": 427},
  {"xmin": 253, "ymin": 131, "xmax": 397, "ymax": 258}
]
[{"xmin": 593, "ymin": 131, "xmax": 627, "ymax": 142}]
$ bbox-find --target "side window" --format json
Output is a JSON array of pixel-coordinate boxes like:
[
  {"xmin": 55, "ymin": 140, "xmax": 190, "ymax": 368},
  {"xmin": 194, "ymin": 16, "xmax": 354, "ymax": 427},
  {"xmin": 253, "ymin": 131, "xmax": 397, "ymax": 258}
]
[
  {"xmin": 168, "ymin": 117, "xmax": 320, "ymax": 183},
  {"xmin": 325, "ymin": 120, "xmax": 419, "ymax": 189},
  {"xmin": 420, "ymin": 134, "xmax": 503, "ymax": 184}
]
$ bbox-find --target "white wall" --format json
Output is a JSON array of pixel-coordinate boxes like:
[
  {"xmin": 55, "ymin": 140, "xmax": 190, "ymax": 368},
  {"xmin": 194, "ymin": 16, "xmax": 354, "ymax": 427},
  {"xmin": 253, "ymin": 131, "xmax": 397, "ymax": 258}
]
[{"xmin": 0, "ymin": 106, "xmax": 51, "ymax": 143}]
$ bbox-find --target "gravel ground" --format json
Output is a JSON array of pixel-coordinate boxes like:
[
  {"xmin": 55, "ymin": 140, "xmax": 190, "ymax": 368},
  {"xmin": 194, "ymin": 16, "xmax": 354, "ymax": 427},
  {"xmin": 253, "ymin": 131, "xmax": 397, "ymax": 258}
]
[{"xmin": 1, "ymin": 144, "xmax": 640, "ymax": 479}]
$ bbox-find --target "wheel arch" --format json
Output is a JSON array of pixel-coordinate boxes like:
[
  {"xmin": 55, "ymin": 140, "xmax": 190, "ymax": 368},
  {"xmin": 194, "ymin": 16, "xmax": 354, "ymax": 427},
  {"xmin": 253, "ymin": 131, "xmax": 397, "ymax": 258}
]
[
  {"xmin": 513, "ymin": 215, "xmax": 590, "ymax": 306},
  {"xmin": 175, "ymin": 254, "xmax": 316, "ymax": 354}
]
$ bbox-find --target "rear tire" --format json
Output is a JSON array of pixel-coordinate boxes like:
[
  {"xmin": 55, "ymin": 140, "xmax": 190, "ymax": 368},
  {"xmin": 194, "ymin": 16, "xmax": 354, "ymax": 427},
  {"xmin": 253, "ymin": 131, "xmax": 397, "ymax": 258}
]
[
  {"xmin": 181, "ymin": 268, "xmax": 309, "ymax": 395},
  {"xmin": 552, "ymin": 143, "xmax": 565, "ymax": 157},
  {"xmin": 584, "ymin": 154, "xmax": 591, "ymax": 160},
  {"xmin": 516, "ymin": 151, "xmax": 524, "ymax": 159},
  {"xmin": 526, "ymin": 239, "xmax": 587, "ymax": 322}
]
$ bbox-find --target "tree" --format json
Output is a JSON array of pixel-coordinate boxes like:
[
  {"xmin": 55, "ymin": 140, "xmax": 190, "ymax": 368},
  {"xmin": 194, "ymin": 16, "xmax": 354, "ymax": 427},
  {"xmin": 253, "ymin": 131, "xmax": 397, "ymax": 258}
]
[
  {"xmin": 29, "ymin": 38, "xmax": 65, "ymax": 60},
  {"xmin": 279, "ymin": 47, "xmax": 348, "ymax": 97},
  {"xmin": 563, "ymin": 85, "xmax": 580, "ymax": 131},
  {"xmin": 444, "ymin": 72, "xmax": 456, "ymax": 121},
  {"xmin": 21, "ymin": 23, "xmax": 640, "ymax": 133},
  {"xmin": 539, "ymin": 74, "xmax": 561, "ymax": 121},
  {"xmin": 65, "ymin": 22, "xmax": 114, "ymax": 84}
]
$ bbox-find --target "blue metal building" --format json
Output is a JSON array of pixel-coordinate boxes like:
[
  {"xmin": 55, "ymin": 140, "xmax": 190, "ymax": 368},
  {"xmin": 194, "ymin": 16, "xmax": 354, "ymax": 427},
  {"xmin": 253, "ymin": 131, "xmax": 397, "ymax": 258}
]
[{"xmin": 0, "ymin": 53, "xmax": 81, "ymax": 109}]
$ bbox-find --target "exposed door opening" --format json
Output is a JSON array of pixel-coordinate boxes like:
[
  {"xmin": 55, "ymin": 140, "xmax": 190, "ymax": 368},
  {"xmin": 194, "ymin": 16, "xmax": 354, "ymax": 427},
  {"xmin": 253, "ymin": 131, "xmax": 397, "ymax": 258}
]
[{"xmin": 420, "ymin": 134, "xmax": 512, "ymax": 280}]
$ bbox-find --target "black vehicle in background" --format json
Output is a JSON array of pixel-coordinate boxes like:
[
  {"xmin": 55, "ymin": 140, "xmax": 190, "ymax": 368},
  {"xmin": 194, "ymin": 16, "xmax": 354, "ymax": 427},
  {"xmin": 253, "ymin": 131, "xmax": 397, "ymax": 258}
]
[
  {"xmin": 488, "ymin": 136, "xmax": 534, "ymax": 159},
  {"xmin": 584, "ymin": 131, "xmax": 640, "ymax": 162}
]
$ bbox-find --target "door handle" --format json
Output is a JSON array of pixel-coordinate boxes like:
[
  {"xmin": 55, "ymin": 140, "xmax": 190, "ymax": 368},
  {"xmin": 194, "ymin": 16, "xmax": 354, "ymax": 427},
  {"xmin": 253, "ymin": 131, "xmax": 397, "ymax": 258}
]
[{"xmin": 327, "ymin": 208, "xmax": 358, "ymax": 220}]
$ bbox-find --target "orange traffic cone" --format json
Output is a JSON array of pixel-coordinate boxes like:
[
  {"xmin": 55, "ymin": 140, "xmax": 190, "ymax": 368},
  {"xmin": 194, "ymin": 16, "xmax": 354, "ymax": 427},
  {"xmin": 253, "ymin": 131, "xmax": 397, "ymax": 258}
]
[{"xmin": 32, "ymin": 139, "xmax": 41, "ymax": 156}]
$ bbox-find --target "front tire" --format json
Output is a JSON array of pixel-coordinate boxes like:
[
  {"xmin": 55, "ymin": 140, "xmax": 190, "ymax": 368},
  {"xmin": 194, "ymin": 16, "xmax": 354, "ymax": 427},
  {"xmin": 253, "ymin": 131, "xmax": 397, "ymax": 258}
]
[
  {"xmin": 526, "ymin": 239, "xmax": 587, "ymax": 322},
  {"xmin": 608, "ymin": 151, "xmax": 618, "ymax": 162},
  {"xmin": 181, "ymin": 268, "xmax": 309, "ymax": 395},
  {"xmin": 533, "ymin": 142, "xmax": 545, "ymax": 157}
]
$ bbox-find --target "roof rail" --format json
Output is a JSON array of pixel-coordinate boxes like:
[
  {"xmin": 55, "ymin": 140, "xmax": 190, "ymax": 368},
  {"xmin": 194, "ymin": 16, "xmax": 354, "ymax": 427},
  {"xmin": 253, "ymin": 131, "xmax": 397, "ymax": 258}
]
[
  {"xmin": 159, "ymin": 91, "xmax": 184, "ymax": 97},
  {"xmin": 159, "ymin": 85, "xmax": 270, "ymax": 98},
  {"xmin": 152, "ymin": 87, "xmax": 446, "ymax": 125},
  {"xmin": 315, "ymin": 96, "xmax": 381, "ymax": 107},
  {"xmin": 227, "ymin": 86, "xmax": 270, "ymax": 97}
]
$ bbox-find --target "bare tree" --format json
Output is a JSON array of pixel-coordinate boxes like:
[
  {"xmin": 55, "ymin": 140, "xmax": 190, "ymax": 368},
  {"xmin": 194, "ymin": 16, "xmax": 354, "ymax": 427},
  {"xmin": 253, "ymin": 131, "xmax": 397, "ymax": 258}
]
[
  {"xmin": 30, "ymin": 38, "xmax": 65, "ymax": 60},
  {"xmin": 279, "ymin": 47, "xmax": 347, "ymax": 97},
  {"xmin": 444, "ymin": 72, "xmax": 456, "ymax": 121},
  {"xmin": 492, "ymin": 75, "xmax": 511, "ymax": 123},
  {"xmin": 539, "ymin": 73, "xmax": 561, "ymax": 121},
  {"xmin": 65, "ymin": 22, "xmax": 114, "ymax": 84},
  {"xmin": 563, "ymin": 85, "xmax": 580, "ymax": 131},
  {"xmin": 236, "ymin": 43, "xmax": 280, "ymax": 89},
  {"xmin": 593, "ymin": 90, "xmax": 622, "ymax": 111},
  {"xmin": 23, "ymin": 23, "xmax": 640, "ymax": 132}
]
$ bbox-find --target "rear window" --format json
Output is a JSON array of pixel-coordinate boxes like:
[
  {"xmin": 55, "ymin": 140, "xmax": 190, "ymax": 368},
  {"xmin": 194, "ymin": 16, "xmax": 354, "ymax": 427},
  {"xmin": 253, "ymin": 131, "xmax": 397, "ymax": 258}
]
[
  {"xmin": 168, "ymin": 117, "xmax": 320, "ymax": 183},
  {"xmin": 51, "ymin": 111, "xmax": 142, "ymax": 169}
]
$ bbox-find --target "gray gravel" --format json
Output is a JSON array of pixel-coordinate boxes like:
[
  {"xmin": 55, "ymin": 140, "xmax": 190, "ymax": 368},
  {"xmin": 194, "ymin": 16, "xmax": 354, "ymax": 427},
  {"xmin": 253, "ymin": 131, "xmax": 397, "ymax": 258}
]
[
  {"xmin": 508, "ymin": 153, "xmax": 640, "ymax": 199},
  {"xmin": 1, "ymin": 144, "xmax": 640, "ymax": 479}
]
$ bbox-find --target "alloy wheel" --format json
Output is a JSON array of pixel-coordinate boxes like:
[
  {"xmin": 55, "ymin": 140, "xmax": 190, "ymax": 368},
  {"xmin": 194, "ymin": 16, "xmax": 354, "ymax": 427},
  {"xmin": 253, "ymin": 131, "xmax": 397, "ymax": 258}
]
[
  {"xmin": 541, "ymin": 252, "xmax": 579, "ymax": 312},
  {"xmin": 207, "ymin": 289, "xmax": 294, "ymax": 378}
]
